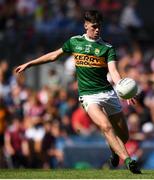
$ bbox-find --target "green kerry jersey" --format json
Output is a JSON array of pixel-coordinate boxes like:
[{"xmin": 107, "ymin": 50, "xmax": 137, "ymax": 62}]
[{"xmin": 62, "ymin": 34, "xmax": 117, "ymax": 96}]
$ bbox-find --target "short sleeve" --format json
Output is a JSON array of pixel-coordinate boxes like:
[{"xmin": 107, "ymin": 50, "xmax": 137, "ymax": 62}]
[
  {"xmin": 107, "ymin": 47, "xmax": 117, "ymax": 62},
  {"xmin": 62, "ymin": 39, "xmax": 72, "ymax": 53}
]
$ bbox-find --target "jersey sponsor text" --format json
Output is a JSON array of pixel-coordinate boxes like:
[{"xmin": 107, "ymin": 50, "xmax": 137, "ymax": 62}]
[{"xmin": 73, "ymin": 53, "xmax": 107, "ymax": 68}]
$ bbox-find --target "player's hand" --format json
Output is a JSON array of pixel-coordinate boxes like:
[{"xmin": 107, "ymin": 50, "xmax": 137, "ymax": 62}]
[
  {"xmin": 127, "ymin": 97, "xmax": 137, "ymax": 105},
  {"xmin": 15, "ymin": 63, "xmax": 28, "ymax": 74}
]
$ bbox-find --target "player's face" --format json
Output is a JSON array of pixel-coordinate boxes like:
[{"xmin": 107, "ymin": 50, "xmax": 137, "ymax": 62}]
[{"xmin": 84, "ymin": 21, "xmax": 102, "ymax": 40}]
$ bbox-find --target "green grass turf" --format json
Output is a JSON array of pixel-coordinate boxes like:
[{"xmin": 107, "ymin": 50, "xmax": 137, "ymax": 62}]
[{"xmin": 0, "ymin": 169, "xmax": 154, "ymax": 179}]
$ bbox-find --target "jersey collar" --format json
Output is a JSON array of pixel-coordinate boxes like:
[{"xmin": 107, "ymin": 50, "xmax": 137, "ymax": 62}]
[{"xmin": 84, "ymin": 34, "xmax": 101, "ymax": 42}]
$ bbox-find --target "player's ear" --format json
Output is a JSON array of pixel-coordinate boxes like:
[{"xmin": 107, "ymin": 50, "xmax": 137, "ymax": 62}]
[{"xmin": 84, "ymin": 21, "xmax": 88, "ymax": 30}]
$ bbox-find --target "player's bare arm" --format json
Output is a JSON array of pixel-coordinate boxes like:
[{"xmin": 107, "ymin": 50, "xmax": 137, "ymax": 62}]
[
  {"xmin": 108, "ymin": 61, "xmax": 121, "ymax": 84},
  {"xmin": 15, "ymin": 48, "xmax": 64, "ymax": 74}
]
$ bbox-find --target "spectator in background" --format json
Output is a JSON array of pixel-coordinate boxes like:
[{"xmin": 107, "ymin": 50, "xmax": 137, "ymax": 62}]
[
  {"xmin": 4, "ymin": 116, "xmax": 29, "ymax": 168},
  {"xmin": 16, "ymin": 0, "xmax": 37, "ymax": 16},
  {"xmin": 79, "ymin": 0, "xmax": 97, "ymax": 9},
  {"xmin": 144, "ymin": 94, "xmax": 154, "ymax": 132},
  {"xmin": 60, "ymin": 114, "xmax": 74, "ymax": 136},
  {"xmin": 120, "ymin": 0, "xmax": 143, "ymax": 40},
  {"xmin": 38, "ymin": 85, "xmax": 51, "ymax": 105},
  {"xmin": 46, "ymin": 69, "xmax": 61, "ymax": 90},
  {"xmin": 23, "ymin": 91, "xmax": 45, "ymax": 121},
  {"xmin": 6, "ymin": 84, "xmax": 24, "ymax": 118},
  {"xmin": 41, "ymin": 120, "xmax": 64, "ymax": 169},
  {"xmin": 0, "ymin": 60, "xmax": 12, "ymax": 84},
  {"xmin": 0, "ymin": 68, "xmax": 11, "ymax": 103},
  {"xmin": 120, "ymin": 0, "xmax": 142, "ymax": 28},
  {"xmin": 44, "ymin": 94, "xmax": 60, "ymax": 121},
  {"xmin": 0, "ymin": 97, "xmax": 8, "ymax": 146},
  {"xmin": 57, "ymin": 91, "xmax": 78, "ymax": 136},
  {"xmin": 97, "ymin": 0, "xmax": 122, "ymax": 18},
  {"xmin": 64, "ymin": 55, "xmax": 75, "ymax": 84},
  {"xmin": 0, "ymin": 96, "xmax": 8, "ymax": 168},
  {"xmin": 57, "ymin": 89, "xmax": 78, "ymax": 118},
  {"xmin": 23, "ymin": 92, "xmax": 45, "ymax": 149},
  {"xmin": 117, "ymin": 45, "xmax": 143, "ymax": 78},
  {"xmin": 105, "ymin": 13, "xmax": 127, "ymax": 46}
]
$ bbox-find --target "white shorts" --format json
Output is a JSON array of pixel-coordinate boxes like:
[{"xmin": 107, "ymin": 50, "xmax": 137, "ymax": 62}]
[{"xmin": 79, "ymin": 90, "xmax": 122, "ymax": 116}]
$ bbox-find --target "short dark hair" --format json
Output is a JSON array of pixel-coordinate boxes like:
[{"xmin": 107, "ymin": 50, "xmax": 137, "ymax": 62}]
[{"xmin": 84, "ymin": 10, "xmax": 103, "ymax": 24}]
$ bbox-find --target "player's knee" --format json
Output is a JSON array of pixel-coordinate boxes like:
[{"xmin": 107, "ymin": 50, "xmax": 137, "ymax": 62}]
[{"xmin": 100, "ymin": 124, "xmax": 112, "ymax": 134}]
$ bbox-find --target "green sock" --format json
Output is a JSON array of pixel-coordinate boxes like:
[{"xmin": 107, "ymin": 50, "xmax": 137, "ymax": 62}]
[{"xmin": 124, "ymin": 157, "xmax": 132, "ymax": 167}]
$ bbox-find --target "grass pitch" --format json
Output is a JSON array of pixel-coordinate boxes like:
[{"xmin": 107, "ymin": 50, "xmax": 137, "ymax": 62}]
[{"xmin": 0, "ymin": 169, "xmax": 154, "ymax": 179}]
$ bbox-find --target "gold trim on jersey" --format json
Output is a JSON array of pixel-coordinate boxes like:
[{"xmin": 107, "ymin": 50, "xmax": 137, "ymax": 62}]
[{"xmin": 73, "ymin": 53, "xmax": 107, "ymax": 68}]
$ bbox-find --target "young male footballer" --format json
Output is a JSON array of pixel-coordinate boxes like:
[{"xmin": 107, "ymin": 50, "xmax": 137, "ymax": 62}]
[{"xmin": 15, "ymin": 10, "xmax": 141, "ymax": 174}]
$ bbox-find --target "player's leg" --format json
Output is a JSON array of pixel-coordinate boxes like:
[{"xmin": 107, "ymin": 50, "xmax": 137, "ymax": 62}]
[
  {"xmin": 109, "ymin": 112, "xmax": 141, "ymax": 173},
  {"xmin": 87, "ymin": 103, "xmax": 141, "ymax": 174},
  {"xmin": 109, "ymin": 111, "xmax": 129, "ymax": 144},
  {"xmin": 87, "ymin": 103, "xmax": 130, "ymax": 161},
  {"xmin": 100, "ymin": 90, "xmax": 128, "ymax": 167},
  {"xmin": 108, "ymin": 111, "xmax": 129, "ymax": 168}
]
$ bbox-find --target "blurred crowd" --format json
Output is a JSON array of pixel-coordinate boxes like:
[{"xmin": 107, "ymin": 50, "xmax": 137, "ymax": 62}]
[{"xmin": 0, "ymin": 0, "xmax": 154, "ymax": 169}]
